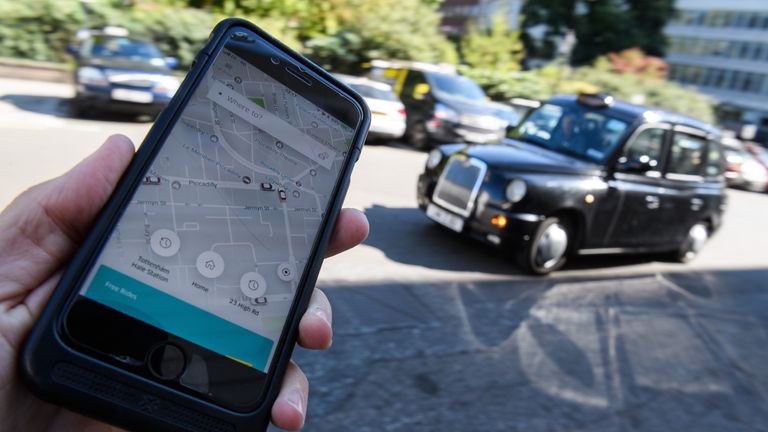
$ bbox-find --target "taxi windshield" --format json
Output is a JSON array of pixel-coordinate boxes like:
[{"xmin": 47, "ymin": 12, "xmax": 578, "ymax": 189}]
[
  {"xmin": 83, "ymin": 35, "xmax": 164, "ymax": 63},
  {"xmin": 427, "ymin": 72, "xmax": 487, "ymax": 102},
  {"xmin": 509, "ymin": 103, "xmax": 630, "ymax": 163}
]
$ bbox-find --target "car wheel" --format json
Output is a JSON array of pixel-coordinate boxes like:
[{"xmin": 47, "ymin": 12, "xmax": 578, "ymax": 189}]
[
  {"xmin": 516, "ymin": 217, "xmax": 570, "ymax": 275},
  {"xmin": 69, "ymin": 99, "xmax": 90, "ymax": 118},
  {"xmin": 407, "ymin": 122, "xmax": 429, "ymax": 150},
  {"xmin": 675, "ymin": 222, "xmax": 709, "ymax": 263}
]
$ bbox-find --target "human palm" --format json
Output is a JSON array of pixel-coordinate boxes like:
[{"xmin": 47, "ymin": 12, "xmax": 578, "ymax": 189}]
[{"xmin": 0, "ymin": 135, "xmax": 368, "ymax": 431}]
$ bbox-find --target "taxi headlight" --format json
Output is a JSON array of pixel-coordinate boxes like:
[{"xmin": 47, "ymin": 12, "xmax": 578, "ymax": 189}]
[
  {"xmin": 153, "ymin": 76, "xmax": 181, "ymax": 96},
  {"xmin": 77, "ymin": 66, "xmax": 109, "ymax": 86},
  {"xmin": 505, "ymin": 179, "xmax": 527, "ymax": 203},
  {"xmin": 426, "ymin": 149, "xmax": 443, "ymax": 169}
]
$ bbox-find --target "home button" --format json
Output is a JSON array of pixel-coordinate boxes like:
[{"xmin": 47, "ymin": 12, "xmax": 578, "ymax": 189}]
[{"xmin": 148, "ymin": 343, "xmax": 186, "ymax": 380}]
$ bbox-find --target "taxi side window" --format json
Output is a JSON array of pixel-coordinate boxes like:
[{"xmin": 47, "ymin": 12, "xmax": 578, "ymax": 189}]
[
  {"xmin": 705, "ymin": 140, "xmax": 724, "ymax": 177},
  {"xmin": 668, "ymin": 133, "xmax": 706, "ymax": 176},
  {"xmin": 622, "ymin": 127, "xmax": 666, "ymax": 170}
]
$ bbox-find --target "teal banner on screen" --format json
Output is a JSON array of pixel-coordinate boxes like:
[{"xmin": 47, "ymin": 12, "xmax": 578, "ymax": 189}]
[{"xmin": 85, "ymin": 265, "xmax": 274, "ymax": 371}]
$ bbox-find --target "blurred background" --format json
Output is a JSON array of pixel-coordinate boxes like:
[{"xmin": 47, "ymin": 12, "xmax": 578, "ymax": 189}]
[{"xmin": 1, "ymin": 0, "xmax": 768, "ymax": 430}]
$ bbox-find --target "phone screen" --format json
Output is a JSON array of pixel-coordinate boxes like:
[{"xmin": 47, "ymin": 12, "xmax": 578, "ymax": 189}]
[{"xmin": 67, "ymin": 36, "xmax": 357, "ymax": 391}]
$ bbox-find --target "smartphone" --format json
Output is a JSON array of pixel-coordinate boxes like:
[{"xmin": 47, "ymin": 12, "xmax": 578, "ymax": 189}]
[{"xmin": 20, "ymin": 18, "xmax": 369, "ymax": 431}]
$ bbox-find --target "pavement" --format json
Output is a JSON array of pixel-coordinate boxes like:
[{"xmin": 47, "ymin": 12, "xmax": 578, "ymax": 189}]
[{"xmin": 1, "ymin": 78, "xmax": 768, "ymax": 431}]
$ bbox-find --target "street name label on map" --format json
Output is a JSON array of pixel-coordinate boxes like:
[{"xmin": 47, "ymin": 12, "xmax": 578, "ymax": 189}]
[{"xmin": 207, "ymin": 80, "xmax": 335, "ymax": 170}]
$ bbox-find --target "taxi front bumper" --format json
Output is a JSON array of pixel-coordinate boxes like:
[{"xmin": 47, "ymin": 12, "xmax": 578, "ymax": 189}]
[{"xmin": 417, "ymin": 173, "xmax": 543, "ymax": 249}]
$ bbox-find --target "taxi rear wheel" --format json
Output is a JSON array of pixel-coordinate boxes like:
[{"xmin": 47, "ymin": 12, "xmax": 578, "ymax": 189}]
[
  {"xmin": 675, "ymin": 222, "xmax": 709, "ymax": 263},
  {"xmin": 516, "ymin": 217, "xmax": 571, "ymax": 275},
  {"xmin": 407, "ymin": 122, "xmax": 429, "ymax": 150}
]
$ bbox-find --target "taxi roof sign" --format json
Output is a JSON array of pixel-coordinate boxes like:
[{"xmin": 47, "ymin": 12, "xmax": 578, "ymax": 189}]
[{"xmin": 577, "ymin": 93, "xmax": 614, "ymax": 108}]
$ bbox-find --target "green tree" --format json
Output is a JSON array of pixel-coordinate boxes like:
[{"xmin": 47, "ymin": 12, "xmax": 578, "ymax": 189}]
[
  {"xmin": 0, "ymin": 0, "xmax": 85, "ymax": 62},
  {"xmin": 571, "ymin": 0, "xmax": 634, "ymax": 64},
  {"xmin": 522, "ymin": 0, "xmax": 676, "ymax": 65},
  {"xmin": 460, "ymin": 13, "xmax": 524, "ymax": 71},
  {"xmin": 626, "ymin": 0, "xmax": 677, "ymax": 57},
  {"xmin": 520, "ymin": 0, "xmax": 576, "ymax": 60},
  {"xmin": 303, "ymin": 0, "xmax": 457, "ymax": 72}
]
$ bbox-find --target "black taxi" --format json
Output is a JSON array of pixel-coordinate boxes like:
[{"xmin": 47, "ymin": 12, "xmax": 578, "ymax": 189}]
[{"xmin": 417, "ymin": 94, "xmax": 726, "ymax": 275}]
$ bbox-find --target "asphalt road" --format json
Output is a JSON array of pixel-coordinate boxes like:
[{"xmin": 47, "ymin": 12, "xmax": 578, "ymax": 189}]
[{"xmin": 2, "ymin": 78, "xmax": 768, "ymax": 432}]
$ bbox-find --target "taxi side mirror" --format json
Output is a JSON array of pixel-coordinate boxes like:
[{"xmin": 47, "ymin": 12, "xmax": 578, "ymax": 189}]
[
  {"xmin": 165, "ymin": 57, "xmax": 179, "ymax": 69},
  {"xmin": 413, "ymin": 83, "xmax": 430, "ymax": 100}
]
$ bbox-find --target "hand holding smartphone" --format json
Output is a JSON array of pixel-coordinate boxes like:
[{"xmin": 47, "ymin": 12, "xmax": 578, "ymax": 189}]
[{"xmin": 18, "ymin": 18, "xmax": 370, "ymax": 431}]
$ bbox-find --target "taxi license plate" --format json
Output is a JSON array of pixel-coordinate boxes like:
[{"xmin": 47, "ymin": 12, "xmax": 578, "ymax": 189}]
[
  {"xmin": 426, "ymin": 204, "xmax": 464, "ymax": 232},
  {"xmin": 111, "ymin": 88, "xmax": 153, "ymax": 104}
]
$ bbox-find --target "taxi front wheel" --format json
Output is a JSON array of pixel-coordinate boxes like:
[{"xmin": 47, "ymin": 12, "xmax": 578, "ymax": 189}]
[
  {"xmin": 675, "ymin": 222, "xmax": 709, "ymax": 263},
  {"xmin": 516, "ymin": 217, "xmax": 571, "ymax": 275}
]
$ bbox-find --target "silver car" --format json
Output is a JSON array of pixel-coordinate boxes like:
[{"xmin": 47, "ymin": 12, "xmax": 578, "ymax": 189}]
[{"xmin": 335, "ymin": 74, "xmax": 406, "ymax": 140}]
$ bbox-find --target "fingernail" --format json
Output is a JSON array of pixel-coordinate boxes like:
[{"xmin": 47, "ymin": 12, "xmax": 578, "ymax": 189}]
[
  {"xmin": 313, "ymin": 306, "xmax": 331, "ymax": 326},
  {"xmin": 286, "ymin": 389, "xmax": 304, "ymax": 415}
]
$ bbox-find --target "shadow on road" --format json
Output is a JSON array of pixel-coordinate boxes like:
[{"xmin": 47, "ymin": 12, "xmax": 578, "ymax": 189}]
[
  {"xmin": 0, "ymin": 94, "xmax": 151, "ymax": 123},
  {"xmin": 297, "ymin": 266, "xmax": 768, "ymax": 431},
  {"xmin": 363, "ymin": 204, "xmax": 672, "ymax": 275}
]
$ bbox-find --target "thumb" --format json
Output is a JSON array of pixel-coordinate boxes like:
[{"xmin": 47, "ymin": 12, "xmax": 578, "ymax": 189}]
[{"xmin": 0, "ymin": 135, "xmax": 134, "ymax": 304}]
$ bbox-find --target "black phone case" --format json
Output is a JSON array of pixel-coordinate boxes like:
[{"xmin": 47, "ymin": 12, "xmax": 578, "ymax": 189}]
[{"xmin": 19, "ymin": 18, "xmax": 370, "ymax": 432}]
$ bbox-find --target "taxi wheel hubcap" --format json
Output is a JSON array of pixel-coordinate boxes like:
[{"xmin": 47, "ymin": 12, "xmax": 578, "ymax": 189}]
[
  {"xmin": 535, "ymin": 223, "xmax": 568, "ymax": 269},
  {"xmin": 683, "ymin": 223, "xmax": 708, "ymax": 261}
]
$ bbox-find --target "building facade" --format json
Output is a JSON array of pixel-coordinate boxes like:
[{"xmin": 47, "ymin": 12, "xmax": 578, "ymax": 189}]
[
  {"xmin": 665, "ymin": 0, "xmax": 768, "ymax": 135},
  {"xmin": 439, "ymin": 0, "xmax": 523, "ymax": 36}
]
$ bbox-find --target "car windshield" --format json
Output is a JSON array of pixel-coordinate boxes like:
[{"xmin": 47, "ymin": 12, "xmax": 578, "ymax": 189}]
[
  {"xmin": 348, "ymin": 83, "xmax": 399, "ymax": 101},
  {"xmin": 426, "ymin": 72, "xmax": 487, "ymax": 102},
  {"xmin": 509, "ymin": 103, "xmax": 630, "ymax": 163},
  {"xmin": 83, "ymin": 35, "xmax": 164, "ymax": 63}
]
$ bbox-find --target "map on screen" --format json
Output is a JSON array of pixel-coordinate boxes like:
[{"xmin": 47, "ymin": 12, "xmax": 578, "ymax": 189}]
[{"xmin": 80, "ymin": 48, "xmax": 355, "ymax": 372}]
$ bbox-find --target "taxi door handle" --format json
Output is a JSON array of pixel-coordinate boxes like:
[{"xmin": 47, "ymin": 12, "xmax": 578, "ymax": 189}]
[
  {"xmin": 645, "ymin": 195, "xmax": 660, "ymax": 210},
  {"xmin": 690, "ymin": 198, "xmax": 703, "ymax": 211}
]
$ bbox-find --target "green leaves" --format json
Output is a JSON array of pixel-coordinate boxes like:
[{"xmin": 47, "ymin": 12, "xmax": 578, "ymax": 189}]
[
  {"xmin": 464, "ymin": 63, "xmax": 715, "ymax": 124},
  {"xmin": 522, "ymin": 0, "xmax": 676, "ymax": 65},
  {"xmin": 0, "ymin": 0, "xmax": 453, "ymax": 73},
  {"xmin": 303, "ymin": 0, "xmax": 457, "ymax": 73},
  {"xmin": 460, "ymin": 13, "xmax": 524, "ymax": 72}
]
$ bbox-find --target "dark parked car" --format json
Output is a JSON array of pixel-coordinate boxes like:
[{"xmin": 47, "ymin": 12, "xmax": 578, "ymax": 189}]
[
  {"xmin": 417, "ymin": 94, "xmax": 726, "ymax": 275},
  {"xmin": 369, "ymin": 62, "xmax": 507, "ymax": 148},
  {"xmin": 69, "ymin": 29, "xmax": 180, "ymax": 117}
]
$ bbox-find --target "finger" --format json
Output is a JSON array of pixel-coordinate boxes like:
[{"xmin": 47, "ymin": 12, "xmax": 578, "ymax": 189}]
[
  {"xmin": 325, "ymin": 208, "xmax": 369, "ymax": 258},
  {"xmin": 271, "ymin": 361, "xmax": 308, "ymax": 431},
  {"xmin": 297, "ymin": 289, "xmax": 332, "ymax": 350},
  {"xmin": 0, "ymin": 270, "xmax": 62, "ymax": 349},
  {"xmin": 0, "ymin": 135, "xmax": 134, "ymax": 304}
]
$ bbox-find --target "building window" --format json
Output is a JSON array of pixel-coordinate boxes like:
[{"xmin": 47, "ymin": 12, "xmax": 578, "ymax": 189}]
[
  {"xmin": 739, "ymin": 42, "xmax": 751, "ymax": 59},
  {"xmin": 748, "ymin": 14, "xmax": 760, "ymax": 28},
  {"xmin": 713, "ymin": 40, "xmax": 728, "ymax": 56},
  {"xmin": 694, "ymin": 11, "xmax": 706, "ymax": 25},
  {"xmin": 748, "ymin": 73, "xmax": 765, "ymax": 93},
  {"xmin": 713, "ymin": 69, "xmax": 725, "ymax": 88},
  {"xmin": 735, "ymin": 12, "xmax": 749, "ymax": 28},
  {"xmin": 741, "ymin": 73, "xmax": 753, "ymax": 91}
]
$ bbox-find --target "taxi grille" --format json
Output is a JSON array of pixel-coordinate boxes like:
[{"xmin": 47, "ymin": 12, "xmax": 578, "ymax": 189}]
[
  {"xmin": 105, "ymin": 71, "xmax": 156, "ymax": 88},
  {"xmin": 113, "ymin": 79, "xmax": 154, "ymax": 88},
  {"xmin": 432, "ymin": 157, "xmax": 486, "ymax": 217}
]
